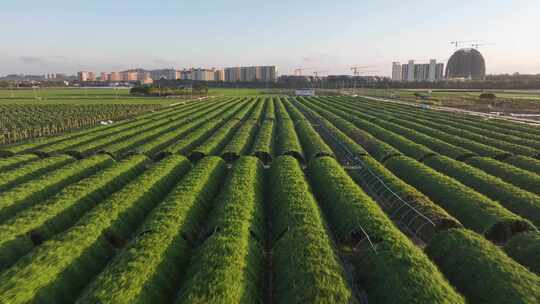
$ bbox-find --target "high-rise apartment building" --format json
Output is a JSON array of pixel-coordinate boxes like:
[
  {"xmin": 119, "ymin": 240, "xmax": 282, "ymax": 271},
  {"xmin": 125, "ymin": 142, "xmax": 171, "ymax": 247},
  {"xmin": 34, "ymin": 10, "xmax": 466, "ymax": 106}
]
[
  {"xmin": 225, "ymin": 66, "xmax": 276, "ymax": 82},
  {"xmin": 391, "ymin": 62, "xmax": 402, "ymax": 81},
  {"xmin": 110, "ymin": 72, "xmax": 121, "ymax": 82},
  {"xmin": 214, "ymin": 70, "xmax": 225, "ymax": 82},
  {"xmin": 259, "ymin": 66, "xmax": 277, "ymax": 82},
  {"xmin": 392, "ymin": 59, "xmax": 444, "ymax": 82},
  {"xmin": 407, "ymin": 60, "xmax": 415, "ymax": 82},
  {"xmin": 100, "ymin": 72, "xmax": 110, "ymax": 81},
  {"xmin": 150, "ymin": 69, "xmax": 178, "ymax": 80},
  {"xmin": 225, "ymin": 67, "xmax": 241, "ymax": 82},
  {"xmin": 192, "ymin": 69, "xmax": 215, "ymax": 81},
  {"xmin": 77, "ymin": 71, "xmax": 96, "ymax": 82}
]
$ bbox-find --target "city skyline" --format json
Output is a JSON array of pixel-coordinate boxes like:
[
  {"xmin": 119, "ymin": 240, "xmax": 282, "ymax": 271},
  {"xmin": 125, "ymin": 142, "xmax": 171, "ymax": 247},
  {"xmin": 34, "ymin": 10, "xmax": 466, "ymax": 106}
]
[{"xmin": 1, "ymin": 0, "xmax": 539, "ymax": 76}]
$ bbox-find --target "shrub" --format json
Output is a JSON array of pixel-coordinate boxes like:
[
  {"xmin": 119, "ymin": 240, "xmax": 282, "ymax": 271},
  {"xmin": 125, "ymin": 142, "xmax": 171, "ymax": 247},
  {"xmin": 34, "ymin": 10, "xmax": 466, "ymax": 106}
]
[{"xmin": 480, "ymin": 92, "xmax": 496, "ymax": 100}]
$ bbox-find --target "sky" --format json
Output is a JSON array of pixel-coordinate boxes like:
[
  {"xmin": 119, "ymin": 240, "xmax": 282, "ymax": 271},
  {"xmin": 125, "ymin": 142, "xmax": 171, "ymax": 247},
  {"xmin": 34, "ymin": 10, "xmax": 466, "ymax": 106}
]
[{"xmin": 1, "ymin": 0, "xmax": 539, "ymax": 76}]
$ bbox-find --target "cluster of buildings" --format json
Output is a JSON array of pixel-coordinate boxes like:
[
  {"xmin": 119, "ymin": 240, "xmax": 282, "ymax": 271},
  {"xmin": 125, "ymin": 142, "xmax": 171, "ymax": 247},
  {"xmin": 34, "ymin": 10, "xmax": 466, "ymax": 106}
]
[
  {"xmin": 392, "ymin": 60, "xmax": 445, "ymax": 82},
  {"xmin": 78, "ymin": 66, "xmax": 277, "ymax": 83},
  {"xmin": 392, "ymin": 48, "xmax": 487, "ymax": 82}
]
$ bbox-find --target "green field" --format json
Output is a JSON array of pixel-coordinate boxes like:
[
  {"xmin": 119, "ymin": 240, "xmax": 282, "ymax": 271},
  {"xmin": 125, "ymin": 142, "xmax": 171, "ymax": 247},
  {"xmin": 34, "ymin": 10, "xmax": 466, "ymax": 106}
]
[
  {"xmin": 208, "ymin": 88, "xmax": 282, "ymax": 96},
  {"xmin": 361, "ymin": 89, "xmax": 540, "ymax": 114},
  {"xmin": 0, "ymin": 96, "xmax": 539, "ymax": 303},
  {"xmin": 0, "ymin": 87, "xmax": 282, "ymax": 104}
]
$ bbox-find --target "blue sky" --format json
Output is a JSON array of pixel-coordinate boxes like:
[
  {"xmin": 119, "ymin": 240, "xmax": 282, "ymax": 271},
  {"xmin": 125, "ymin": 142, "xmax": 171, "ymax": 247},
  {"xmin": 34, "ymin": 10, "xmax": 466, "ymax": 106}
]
[{"xmin": 1, "ymin": 0, "xmax": 539, "ymax": 76}]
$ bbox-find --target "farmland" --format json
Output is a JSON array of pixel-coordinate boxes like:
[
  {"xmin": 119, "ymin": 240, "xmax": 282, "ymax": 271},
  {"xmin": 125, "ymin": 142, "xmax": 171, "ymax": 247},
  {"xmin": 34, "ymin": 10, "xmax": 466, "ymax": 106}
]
[
  {"xmin": 361, "ymin": 88, "xmax": 540, "ymax": 116},
  {"xmin": 0, "ymin": 95, "xmax": 539, "ymax": 303}
]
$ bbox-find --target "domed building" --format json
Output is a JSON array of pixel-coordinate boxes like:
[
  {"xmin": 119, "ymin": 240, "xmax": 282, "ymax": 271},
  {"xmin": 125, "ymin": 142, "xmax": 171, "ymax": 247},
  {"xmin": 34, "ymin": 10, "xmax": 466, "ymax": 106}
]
[{"xmin": 445, "ymin": 48, "xmax": 486, "ymax": 80}]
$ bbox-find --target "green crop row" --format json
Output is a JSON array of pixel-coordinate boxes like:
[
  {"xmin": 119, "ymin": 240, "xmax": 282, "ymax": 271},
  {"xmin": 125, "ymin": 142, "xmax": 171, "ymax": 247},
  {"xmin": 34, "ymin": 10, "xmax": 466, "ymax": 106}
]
[
  {"xmin": 0, "ymin": 155, "xmax": 192, "ymax": 304},
  {"xmin": 333, "ymin": 98, "xmax": 540, "ymax": 190},
  {"xmin": 364, "ymin": 114, "xmax": 476, "ymax": 160},
  {"xmin": 309, "ymin": 157, "xmax": 465, "ymax": 304},
  {"xmin": 293, "ymin": 100, "xmax": 462, "ymax": 241},
  {"xmin": 0, "ymin": 155, "xmax": 114, "ymax": 223},
  {"xmin": 63, "ymin": 101, "xmax": 221, "ymax": 158},
  {"xmin": 188, "ymin": 100, "xmax": 257, "ymax": 160},
  {"xmin": 315, "ymin": 97, "xmax": 508, "ymax": 158},
  {"xmin": 426, "ymin": 228, "xmax": 540, "ymax": 303},
  {"xmin": 283, "ymin": 98, "xmax": 334, "ymax": 161},
  {"xmin": 359, "ymin": 96, "xmax": 540, "ymax": 140},
  {"xmin": 464, "ymin": 156, "xmax": 540, "ymax": 196},
  {"xmin": 424, "ymin": 155, "xmax": 540, "ymax": 227},
  {"xmin": 99, "ymin": 100, "xmax": 228, "ymax": 159},
  {"xmin": 385, "ymin": 156, "xmax": 535, "ymax": 241},
  {"xmin": 0, "ymin": 101, "xmax": 191, "ymax": 156},
  {"xmin": 357, "ymin": 97, "xmax": 540, "ymax": 150},
  {"xmin": 316, "ymin": 96, "xmax": 502, "ymax": 158},
  {"xmin": 505, "ymin": 231, "xmax": 540, "ymax": 275},
  {"xmin": 270, "ymin": 156, "xmax": 355, "ymax": 303},
  {"xmin": 176, "ymin": 157, "xmax": 265, "ymax": 303},
  {"xmin": 339, "ymin": 98, "xmax": 538, "ymax": 157},
  {"xmin": 0, "ymin": 154, "xmax": 39, "ymax": 171},
  {"xmin": 221, "ymin": 121, "xmax": 259, "ymax": 162},
  {"xmin": 164, "ymin": 100, "xmax": 250, "ymax": 157},
  {"xmin": 0, "ymin": 103, "xmax": 166, "ymax": 147},
  {"xmin": 341, "ymin": 95, "xmax": 540, "ymax": 144},
  {"xmin": 313, "ymin": 97, "xmax": 540, "ymax": 230},
  {"xmin": 262, "ymin": 96, "xmax": 276, "ymax": 120},
  {"xmin": 0, "ymin": 155, "xmax": 147, "ymax": 272},
  {"xmin": 502, "ymin": 155, "xmax": 540, "ymax": 176},
  {"xmin": 0, "ymin": 155, "xmax": 74, "ymax": 192},
  {"xmin": 77, "ymin": 157, "xmax": 226, "ymax": 304},
  {"xmin": 274, "ymin": 98, "xmax": 305, "ymax": 162},
  {"xmin": 220, "ymin": 100, "xmax": 264, "ymax": 162},
  {"xmin": 303, "ymin": 97, "xmax": 537, "ymax": 241},
  {"xmin": 250, "ymin": 119, "xmax": 274, "ymax": 164},
  {"xmin": 134, "ymin": 102, "xmax": 238, "ymax": 158},
  {"xmin": 296, "ymin": 98, "xmax": 400, "ymax": 161},
  {"xmin": 134, "ymin": 99, "xmax": 242, "ymax": 158}
]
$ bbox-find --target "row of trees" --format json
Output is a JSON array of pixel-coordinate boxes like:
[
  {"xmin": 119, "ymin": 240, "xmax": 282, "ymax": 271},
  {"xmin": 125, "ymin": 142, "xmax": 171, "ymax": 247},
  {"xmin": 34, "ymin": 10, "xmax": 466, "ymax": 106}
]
[{"xmin": 130, "ymin": 82, "xmax": 208, "ymax": 97}]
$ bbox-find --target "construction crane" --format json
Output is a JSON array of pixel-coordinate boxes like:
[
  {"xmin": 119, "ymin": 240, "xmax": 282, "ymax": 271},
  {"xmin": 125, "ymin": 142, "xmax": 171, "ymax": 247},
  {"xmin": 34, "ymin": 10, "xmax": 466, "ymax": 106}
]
[
  {"xmin": 312, "ymin": 71, "xmax": 329, "ymax": 89},
  {"xmin": 350, "ymin": 66, "xmax": 378, "ymax": 95},
  {"xmin": 471, "ymin": 43, "xmax": 494, "ymax": 49},
  {"xmin": 313, "ymin": 70, "xmax": 328, "ymax": 77},
  {"xmin": 350, "ymin": 65, "xmax": 376, "ymax": 76},
  {"xmin": 451, "ymin": 40, "xmax": 477, "ymax": 49},
  {"xmin": 294, "ymin": 67, "xmax": 315, "ymax": 76}
]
